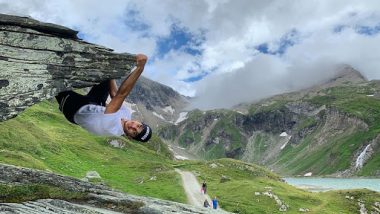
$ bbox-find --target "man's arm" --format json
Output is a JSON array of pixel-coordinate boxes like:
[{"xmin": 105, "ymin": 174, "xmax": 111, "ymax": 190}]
[
  {"xmin": 105, "ymin": 54, "xmax": 147, "ymax": 114},
  {"xmin": 109, "ymin": 79, "xmax": 118, "ymax": 99}
]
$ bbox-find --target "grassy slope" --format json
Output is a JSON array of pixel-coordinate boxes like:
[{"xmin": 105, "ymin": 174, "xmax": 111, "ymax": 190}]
[
  {"xmin": 0, "ymin": 184, "xmax": 88, "ymax": 203},
  {"xmin": 248, "ymin": 83, "xmax": 380, "ymax": 176},
  {"xmin": 1, "ymin": 99, "xmax": 380, "ymax": 213},
  {"xmin": 171, "ymin": 83, "xmax": 380, "ymax": 176},
  {"xmin": 301, "ymin": 84, "xmax": 380, "ymax": 176},
  {"xmin": 0, "ymin": 100, "xmax": 186, "ymax": 202},
  {"xmin": 178, "ymin": 159, "xmax": 380, "ymax": 214}
]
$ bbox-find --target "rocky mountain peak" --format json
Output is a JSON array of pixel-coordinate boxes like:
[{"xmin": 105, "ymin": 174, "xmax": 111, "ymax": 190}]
[{"xmin": 328, "ymin": 65, "xmax": 367, "ymax": 85}]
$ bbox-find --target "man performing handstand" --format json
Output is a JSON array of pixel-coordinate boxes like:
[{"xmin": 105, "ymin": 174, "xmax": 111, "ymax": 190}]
[{"xmin": 55, "ymin": 54, "xmax": 152, "ymax": 142}]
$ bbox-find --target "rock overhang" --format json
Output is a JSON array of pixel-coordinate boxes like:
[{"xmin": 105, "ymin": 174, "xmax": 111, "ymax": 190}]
[{"xmin": 0, "ymin": 13, "xmax": 136, "ymax": 121}]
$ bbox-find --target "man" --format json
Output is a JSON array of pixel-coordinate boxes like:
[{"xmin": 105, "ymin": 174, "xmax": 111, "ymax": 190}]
[
  {"xmin": 203, "ymin": 199, "xmax": 210, "ymax": 208},
  {"xmin": 201, "ymin": 180, "xmax": 207, "ymax": 194},
  {"xmin": 212, "ymin": 196, "xmax": 218, "ymax": 209},
  {"xmin": 55, "ymin": 54, "xmax": 152, "ymax": 142}
]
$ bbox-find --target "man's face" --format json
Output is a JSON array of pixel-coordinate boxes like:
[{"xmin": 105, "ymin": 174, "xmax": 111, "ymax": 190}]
[{"xmin": 124, "ymin": 120, "xmax": 143, "ymax": 138}]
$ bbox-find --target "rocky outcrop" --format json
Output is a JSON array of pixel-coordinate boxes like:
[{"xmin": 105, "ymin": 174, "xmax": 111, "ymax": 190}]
[
  {"xmin": 0, "ymin": 164, "xmax": 229, "ymax": 214},
  {"xmin": 125, "ymin": 76, "xmax": 189, "ymax": 127},
  {"xmin": 313, "ymin": 108, "xmax": 368, "ymax": 146},
  {"xmin": 0, "ymin": 13, "xmax": 136, "ymax": 121},
  {"xmin": 261, "ymin": 190, "xmax": 289, "ymax": 212}
]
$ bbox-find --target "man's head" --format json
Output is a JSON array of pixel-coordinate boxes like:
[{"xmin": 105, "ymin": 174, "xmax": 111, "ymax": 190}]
[{"xmin": 123, "ymin": 120, "xmax": 152, "ymax": 142}]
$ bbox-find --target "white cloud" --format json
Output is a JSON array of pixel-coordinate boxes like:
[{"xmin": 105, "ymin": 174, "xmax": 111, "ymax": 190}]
[
  {"xmin": 1, "ymin": 0, "xmax": 380, "ymax": 109},
  {"xmin": 146, "ymin": 50, "xmax": 199, "ymax": 96}
]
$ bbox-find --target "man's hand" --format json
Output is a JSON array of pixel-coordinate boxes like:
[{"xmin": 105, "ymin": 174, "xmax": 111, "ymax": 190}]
[
  {"xmin": 136, "ymin": 54, "xmax": 147, "ymax": 68},
  {"xmin": 105, "ymin": 53, "xmax": 148, "ymax": 114}
]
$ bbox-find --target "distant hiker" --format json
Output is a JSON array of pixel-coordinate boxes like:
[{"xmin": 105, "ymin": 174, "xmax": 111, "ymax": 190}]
[
  {"xmin": 201, "ymin": 180, "xmax": 207, "ymax": 194},
  {"xmin": 203, "ymin": 199, "xmax": 210, "ymax": 208},
  {"xmin": 55, "ymin": 54, "xmax": 152, "ymax": 142},
  {"xmin": 212, "ymin": 196, "xmax": 218, "ymax": 209}
]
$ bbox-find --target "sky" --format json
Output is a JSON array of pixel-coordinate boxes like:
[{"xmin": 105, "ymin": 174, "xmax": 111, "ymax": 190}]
[{"xmin": 1, "ymin": 0, "xmax": 380, "ymax": 109}]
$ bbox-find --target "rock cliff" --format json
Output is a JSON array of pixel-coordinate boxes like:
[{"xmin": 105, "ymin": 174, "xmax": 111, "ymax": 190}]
[{"xmin": 0, "ymin": 13, "xmax": 136, "ymax": 121}]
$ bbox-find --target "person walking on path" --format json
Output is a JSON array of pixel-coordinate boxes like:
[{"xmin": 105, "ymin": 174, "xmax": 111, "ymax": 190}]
[
  {"xmin": 212, "ymin": 196, "xmax": 218, "ymax": 209},
  {"xmin": 201, "ymin": 181, "xmax": 207, "ymax": 194},
  {"xmin": 55, "ymin": 54, "xmax": 152, "ymax": 142},
  {"xmin": 203, "ymin": 199, "xmax": 210, "ymax": 208}
]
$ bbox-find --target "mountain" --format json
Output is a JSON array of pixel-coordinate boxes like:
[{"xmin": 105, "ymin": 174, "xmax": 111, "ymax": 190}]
[
  {"xmin": 1, "ymin": 14, "xmax": 380, "ymax": 214},
  {"xmin": 1, "ymin": 93, "xmax": 379, "ymax": 213},
  {"xmin": 158, "ymin": 66, "xmax": 380, "ymax": 177},
  {"xmin": 2, "ymin": 99, "xmax": 379, "ymax": 213},
  {"xmin": 124, "ymin": 76, "xmax": 189, "ymax": 128}
]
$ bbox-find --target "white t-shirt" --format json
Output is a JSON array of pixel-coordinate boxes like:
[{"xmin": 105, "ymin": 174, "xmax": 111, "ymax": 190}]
[{"xmin": 73, "ymin": 104, "xmax": 131, "ymax": 136}]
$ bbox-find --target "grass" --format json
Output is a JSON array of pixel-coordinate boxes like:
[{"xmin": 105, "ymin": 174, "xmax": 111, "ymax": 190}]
[
  {"xmin": 1, "ymin": 99, "xmax": 380, "ymax": 213},
  {"xmin": 0, "ymin": 99, "xmax": 187, "ymax": 203},
  {"xmin": 0, "ymin": 184, "xmax": 88, "ymax": 203},
  {"xmin": 178, "ymin": 130, "xmax": 202, "ymax": 147},
  {"xmin": 298, "ymin": 85, "xmax": 380, "ymax": 176},
  {"xmin": 248, "ymin": 83, "xmax": 380, "ymax": 176},
  {"xmin": 203, "ymin": 114, "xmax": 245, "ymax": 159},
  {"xmin": 0, "ymin": 183, "xmax": 146, "ymax": 212},
  {"xmin": 177, "ymin": 159, "xmax": 380, "ymax": 214},
  {"xmin": 273, "ymin": 126, "xmax": 375, "ymax": 176},
  {"xmin": 294, "ymin": 116, "xmax": 317, "ymax": 131},
  {"xmin": 251, "ymin": 134, "xmax": 266, "ymax": 162}
]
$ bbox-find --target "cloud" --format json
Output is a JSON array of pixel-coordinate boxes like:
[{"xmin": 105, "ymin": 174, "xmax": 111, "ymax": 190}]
[
  {"xmin": 191, "ymin": 54, "xmax": 343, "ymax": 109},
  {"xmin": 1, "ymin": 0, "xmax": 380, "ymax": 109}
]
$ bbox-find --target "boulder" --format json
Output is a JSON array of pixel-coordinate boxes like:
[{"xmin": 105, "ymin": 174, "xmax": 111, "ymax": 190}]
[
  {"xmin": 0, "ymin": 163, "xmax": 231, "ymax": 214},
  {"xmin": 209, "ymin": 163, "xmax": 218, "ymax": 168},
  {"xmin": 108, "ymin": 139, "xmax": 125, "ymax": 148},
  {"xmin": 220, "ymin": 175, "xmax": 231, "ymax": 183},
  {"xmin": 83, "ymin": 171, "xmax": 103, "ymax": 183},
  {"xmin": 0, "ymin": 13, "xmax": 136, "ymax": 122}
]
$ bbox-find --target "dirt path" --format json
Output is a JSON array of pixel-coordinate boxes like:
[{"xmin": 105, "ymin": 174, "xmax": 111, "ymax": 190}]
[{"xmin": 175, "ymin": 169, "xmax": 212, "ymax": 207}]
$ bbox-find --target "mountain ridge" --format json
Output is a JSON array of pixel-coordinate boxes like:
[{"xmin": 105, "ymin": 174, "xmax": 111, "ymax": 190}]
[{"xmin": 158, "ymin": 66, "xmax": 380, "ymax": 177}]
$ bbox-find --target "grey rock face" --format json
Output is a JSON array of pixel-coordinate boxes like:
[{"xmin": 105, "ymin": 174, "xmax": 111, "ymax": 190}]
[
  {"xmin": 125, "ymin": 76, "xmax": 189, "ymax": 127},
  {"xmin": 0, "ymin": 164, "xmax": 230, "ymax": 214},
  {"xmin": 0, "ymin": 13, "xmax": 136, "ymax": 121}
]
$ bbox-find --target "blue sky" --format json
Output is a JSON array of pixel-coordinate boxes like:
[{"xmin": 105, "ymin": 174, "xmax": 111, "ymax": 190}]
[{"xmin": 1, "ymin": 0, "xmax": 380, "ymax": 109}]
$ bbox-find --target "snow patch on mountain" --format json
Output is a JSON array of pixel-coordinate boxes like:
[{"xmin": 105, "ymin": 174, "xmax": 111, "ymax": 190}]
[
  {"xmin": 163, "ymin": 106, "xmax": 175, "ymax": 114},
  {"xmin": 175, "ymin": 112, "xmax": 188, "ymax": 125},
  {"xmin": 175, "ymin": 155, "xmax": 189, "ymax": 160},
  {"xmin": 280, "ymin": 132, "xmax": 292, "ymax": 150},
  {"xmin": 153, "ymin": 112, "xmax": 165, "ymax": 120}
]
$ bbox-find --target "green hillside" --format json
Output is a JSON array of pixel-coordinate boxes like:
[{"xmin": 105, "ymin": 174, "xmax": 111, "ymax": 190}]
[
  {"xmin": 273, "ymin": 82, "xmax": 380, "ymax": 176},
  {"xmin": 0, "ymin": 99, "xmax": 185, "ymax": 202},
  {"xmin": 160, "ymin": 81, "xmax": 380, "ymax": 177},
  {"xmin": 1, "ymin": 99, "xmax": 380, "ymax": 214},
  {"xmin": 178, "ymin": 159, "xmax": 380, "ymax": 213}
]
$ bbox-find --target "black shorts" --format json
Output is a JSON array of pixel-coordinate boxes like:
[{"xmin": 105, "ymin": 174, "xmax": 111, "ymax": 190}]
[{"xmin": 55, "ymin": 81, "xmax": 110, "ymax": 124}]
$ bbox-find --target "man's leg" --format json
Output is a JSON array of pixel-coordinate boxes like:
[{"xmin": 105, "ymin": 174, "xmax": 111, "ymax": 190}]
[
  {"xmin": 55, "ymin": 91, "xmax": 72, "ymax": 112},
  {"xmin": 86, "ymin": 80, "xmax": 111, "ymax": 106},
  {"xmin": 56, "ymin": 91, "xmax": 89, "ymax": 124}
]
